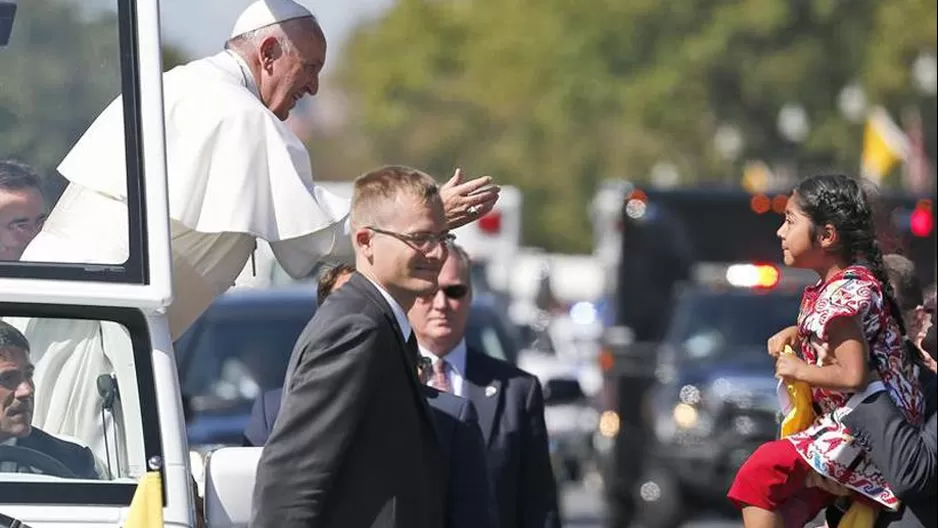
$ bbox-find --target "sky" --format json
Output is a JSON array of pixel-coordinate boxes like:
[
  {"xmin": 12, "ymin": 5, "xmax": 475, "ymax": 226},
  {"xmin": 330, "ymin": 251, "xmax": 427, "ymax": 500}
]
[
  {"xmin": 159, "ymin": 0, "xmax": 394, "ymax": 64},
  {"xmin": 73, "ymin": 1, "xmax": 395, "ymax": 132},
  {"xmin": 78, "ymin": 0, "xmax": 394, "ymax": 69}
]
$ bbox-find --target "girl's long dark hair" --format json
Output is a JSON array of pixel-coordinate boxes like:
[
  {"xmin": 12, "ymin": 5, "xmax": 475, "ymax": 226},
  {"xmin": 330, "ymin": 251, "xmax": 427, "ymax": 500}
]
[{"xmin": 794, "ymin": 173, "xmax": 918, "ymax": 367}]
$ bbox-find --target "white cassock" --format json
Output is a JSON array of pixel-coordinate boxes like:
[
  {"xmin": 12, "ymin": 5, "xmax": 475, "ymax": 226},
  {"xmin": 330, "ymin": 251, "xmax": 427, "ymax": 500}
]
[{"xmin": 15, "ymin": 50, "xmax": 351, "ymax": 476}]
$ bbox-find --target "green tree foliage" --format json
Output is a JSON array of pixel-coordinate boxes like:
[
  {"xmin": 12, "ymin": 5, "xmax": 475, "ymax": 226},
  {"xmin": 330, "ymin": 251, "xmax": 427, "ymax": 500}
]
[
  {"xmin": 335, "ymin": 0, "xmax": 936, "ymax": 252},
  {"xmin": 0, "ymin": 0, "xmax": 188, "ymax": 201}
]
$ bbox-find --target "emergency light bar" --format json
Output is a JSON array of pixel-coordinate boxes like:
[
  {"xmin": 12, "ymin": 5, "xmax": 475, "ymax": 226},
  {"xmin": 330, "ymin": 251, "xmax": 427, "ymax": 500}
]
[
  {"xmin": 692, "ymin": 263, "xmax": 817, "ymax": 290},
  {"xmin": 725, "ymin": 263, "xmax": 780, "ymax": 289}
]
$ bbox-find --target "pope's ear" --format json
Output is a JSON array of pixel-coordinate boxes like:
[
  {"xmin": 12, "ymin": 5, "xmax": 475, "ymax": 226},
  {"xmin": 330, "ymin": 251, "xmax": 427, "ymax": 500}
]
[{"xmin": 257, "ymin": 35, "xmax": 282, "ymax": 65}]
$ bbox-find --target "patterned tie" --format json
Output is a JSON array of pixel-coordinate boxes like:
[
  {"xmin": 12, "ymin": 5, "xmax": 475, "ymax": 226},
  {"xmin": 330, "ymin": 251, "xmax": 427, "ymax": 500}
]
[{"xmin": 429, "ymin": 359, "xmax": 453, "ymax": 394}]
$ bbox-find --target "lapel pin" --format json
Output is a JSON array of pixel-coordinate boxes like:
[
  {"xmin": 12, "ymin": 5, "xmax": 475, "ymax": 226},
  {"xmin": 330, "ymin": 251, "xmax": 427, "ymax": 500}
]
[{"xmin": 485, "ymin": 385, "xmax": 498, "ymax": 397}]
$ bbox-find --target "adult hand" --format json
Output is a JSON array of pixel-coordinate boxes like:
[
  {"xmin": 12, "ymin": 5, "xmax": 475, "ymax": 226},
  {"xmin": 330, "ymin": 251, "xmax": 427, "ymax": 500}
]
[
  {"xmin": 439, "ymin": 168, "xmax": 500, "ymax": 230},
  {"xmin": 768, "ymin": 325, "xmax": 799, "ymax": 358}
]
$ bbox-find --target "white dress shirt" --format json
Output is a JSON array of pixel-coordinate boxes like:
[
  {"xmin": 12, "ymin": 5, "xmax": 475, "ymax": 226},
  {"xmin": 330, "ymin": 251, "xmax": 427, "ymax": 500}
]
[
  {"xmin": 362, "ymin": 275, "xmax": 412, "ymax": 341},
  {"xmin": 420, "ymin": 339, "xmax": 468, "ymax": 397}
]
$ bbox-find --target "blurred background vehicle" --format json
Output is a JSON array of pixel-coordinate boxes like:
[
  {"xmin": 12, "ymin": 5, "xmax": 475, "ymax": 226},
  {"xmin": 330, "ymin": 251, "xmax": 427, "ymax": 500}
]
[
  {"xmin": 631, "ymin": 271, "xmax": 809, "ymax": 528},
  {"xmin": 175, "ymin": 284, "xmax": 526, "ymax": 489}
]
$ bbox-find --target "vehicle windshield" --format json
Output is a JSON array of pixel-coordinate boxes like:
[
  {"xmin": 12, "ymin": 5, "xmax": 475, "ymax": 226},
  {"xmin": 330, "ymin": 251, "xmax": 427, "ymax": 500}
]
[
  {"xmin": 175, "ymin": 306, "xmax": 316, "ymax": 419},
  {"xmin": 665, "ymin": 290, "xmax": 802, "ymax": 363},
  {"xmin": 0, "ymin": 307, "xmax": 159, "ymax": 504},
  {"xmin": 0, "ymin": 0, "xmax": 151, "ymax": 282}
]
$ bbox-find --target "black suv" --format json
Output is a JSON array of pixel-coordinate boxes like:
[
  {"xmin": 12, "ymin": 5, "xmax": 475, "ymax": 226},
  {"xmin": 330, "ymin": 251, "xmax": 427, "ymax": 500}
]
[{"xmin": 631, "ymin": 286, "xmax": 802, "ymax": 527}]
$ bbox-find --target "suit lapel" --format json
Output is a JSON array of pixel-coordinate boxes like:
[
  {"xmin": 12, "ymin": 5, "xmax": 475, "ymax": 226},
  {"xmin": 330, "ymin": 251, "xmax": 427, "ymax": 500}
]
[
  {"xmin": 349, "ymin": 274, "xmax": 439, "ymax": 441},
  {"xmin": 465, "ymin": 352, "xmax": 503, "ymax": 447}
]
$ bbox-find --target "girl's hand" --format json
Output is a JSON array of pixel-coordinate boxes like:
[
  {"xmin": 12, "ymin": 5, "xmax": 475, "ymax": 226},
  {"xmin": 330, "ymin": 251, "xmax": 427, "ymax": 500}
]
[
  {"xmin": 805, "ymin": 471, "xmax": 851, "ymax": 497},
  {"xmin": 776, "ymin": 354, "xmax": 808, "ymax": 381},
  {"xmin": 768, "ymin": 325, "xmax": 799, "ymax": 358}
]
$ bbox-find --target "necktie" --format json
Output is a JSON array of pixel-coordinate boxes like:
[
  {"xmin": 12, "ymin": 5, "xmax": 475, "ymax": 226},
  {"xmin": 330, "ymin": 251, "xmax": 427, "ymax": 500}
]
[{"xmin": 429, "ymin": 359, "xmax": 453, "ymax": 394}]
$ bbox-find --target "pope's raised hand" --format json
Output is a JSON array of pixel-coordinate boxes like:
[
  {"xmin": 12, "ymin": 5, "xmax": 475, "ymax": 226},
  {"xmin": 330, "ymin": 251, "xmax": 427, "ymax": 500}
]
[{"xmin": 439, "ymin": 168, "xmax": 500, "ymax": 230}]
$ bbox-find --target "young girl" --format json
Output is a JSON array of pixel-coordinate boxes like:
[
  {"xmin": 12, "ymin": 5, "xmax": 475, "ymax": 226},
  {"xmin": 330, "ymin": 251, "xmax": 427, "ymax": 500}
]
[{"xmin": 727, "ymin": 173, "xmax": 924, "ymax": 527}]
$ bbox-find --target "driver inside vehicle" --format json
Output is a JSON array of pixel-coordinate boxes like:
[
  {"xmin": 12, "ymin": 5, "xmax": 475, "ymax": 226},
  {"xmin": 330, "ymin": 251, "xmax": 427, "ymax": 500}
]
[{"xmin": 0, "ymin": 320, "xmax": 99, "ymax": 479}]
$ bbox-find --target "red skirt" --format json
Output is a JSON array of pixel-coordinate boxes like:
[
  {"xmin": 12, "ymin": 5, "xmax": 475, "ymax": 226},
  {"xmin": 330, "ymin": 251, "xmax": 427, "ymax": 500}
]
[{"xmin": 728, "ymin": 439, "xmax": 834, "ymax": 524}]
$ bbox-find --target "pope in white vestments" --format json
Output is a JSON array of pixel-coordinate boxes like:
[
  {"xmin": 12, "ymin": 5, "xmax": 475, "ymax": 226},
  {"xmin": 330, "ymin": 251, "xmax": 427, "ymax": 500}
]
[{"xmin": 14, "ymin": 0, "xmax": 499, "ymax": 477}]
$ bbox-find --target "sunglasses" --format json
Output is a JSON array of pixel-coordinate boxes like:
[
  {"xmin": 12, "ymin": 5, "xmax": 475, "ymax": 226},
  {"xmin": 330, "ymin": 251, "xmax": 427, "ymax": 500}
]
[{"xmin": 440, "ymin": 284, "xmax": 469, "ymax": 299}]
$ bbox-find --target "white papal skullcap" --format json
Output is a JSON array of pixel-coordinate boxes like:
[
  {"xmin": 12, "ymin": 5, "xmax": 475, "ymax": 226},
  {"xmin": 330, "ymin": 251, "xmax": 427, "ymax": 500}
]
[{"xmin": 229, "ymin": 0, "xmax": 315, "ymax": 39}]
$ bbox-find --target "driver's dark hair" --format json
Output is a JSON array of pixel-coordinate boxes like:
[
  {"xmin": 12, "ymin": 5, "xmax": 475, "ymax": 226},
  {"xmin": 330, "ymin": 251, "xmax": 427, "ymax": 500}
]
[
  {"xmin": 794, "ymin": 173, "xmax": 914, "ymax": 363},
  {"xmin": 0, "ymin": 320, "xmax": 30, "ymax": 357},
  {"xmin": 0, "ymin": 159, "xmax": 42, "ymax": 193}
]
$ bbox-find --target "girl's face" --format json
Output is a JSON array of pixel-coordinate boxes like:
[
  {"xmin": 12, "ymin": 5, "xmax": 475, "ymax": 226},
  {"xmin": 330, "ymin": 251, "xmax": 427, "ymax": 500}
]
[{"xmin": 777, "ymin": 192, "xmax": 824, "ymax": 269}]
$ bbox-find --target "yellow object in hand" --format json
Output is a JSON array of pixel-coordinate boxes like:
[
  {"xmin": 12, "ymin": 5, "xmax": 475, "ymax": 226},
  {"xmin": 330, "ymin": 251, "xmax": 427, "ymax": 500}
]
[
  {"xmin": 837, "ymin": 500, "xmax": 877, "ymax": 528},
  {"xmin": 779, "ymin": 345, "xmax": 816, "ymax": 438},
  {"xmin": 775, "ymin": 346, "xmax": 878, "ymax": 528}
]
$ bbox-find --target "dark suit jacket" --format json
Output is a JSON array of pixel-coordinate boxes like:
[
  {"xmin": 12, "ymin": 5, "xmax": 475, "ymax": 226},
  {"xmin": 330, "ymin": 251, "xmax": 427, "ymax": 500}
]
[
  {"xmin": 463, "ymin": 350, "xmax": 561, "ymax": 528},
  {"xmin": 245, "ymin": 387, "xmax": 497, "ymax": 528},
  {"xmin": 829, "ymin": 391, "xmax": 937, "ymax": 528},
  {"xmin": 18, "ymin": 427, "xmax": 99, "ymax": 479},
  {"xmin": 251, "ymin": 273, "xmax": 446, "ymax": 528}
]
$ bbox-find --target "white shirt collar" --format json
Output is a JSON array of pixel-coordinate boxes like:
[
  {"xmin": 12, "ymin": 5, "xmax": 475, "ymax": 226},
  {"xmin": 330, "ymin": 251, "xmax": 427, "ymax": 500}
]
[
  {"xmin": 363, "ymin": 275, "xmax": 412, "ymax": 341},
  {"xmin": 419, "ymin": 338, "xmax": 467, "ymax": 377},
  {"xmin": 1, "ymin": 436, "xmax": 16, "ymax": 446},
  {"xmin": 224, "ymin": 50, "xmax": 261, "ymax": 100}
]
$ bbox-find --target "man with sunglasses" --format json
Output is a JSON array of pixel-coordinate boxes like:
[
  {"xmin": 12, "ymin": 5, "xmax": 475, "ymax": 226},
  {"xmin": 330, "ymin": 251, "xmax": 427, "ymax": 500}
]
[{"xmin": 409, "ymin": 243, "xmax": 561, "ymax": 528}]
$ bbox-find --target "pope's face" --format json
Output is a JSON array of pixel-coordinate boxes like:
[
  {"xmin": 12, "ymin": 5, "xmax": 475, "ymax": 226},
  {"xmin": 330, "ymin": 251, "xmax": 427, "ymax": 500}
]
[{"xmin": 263, "ymin": 19, "xmax": 326, "ymax": 121}]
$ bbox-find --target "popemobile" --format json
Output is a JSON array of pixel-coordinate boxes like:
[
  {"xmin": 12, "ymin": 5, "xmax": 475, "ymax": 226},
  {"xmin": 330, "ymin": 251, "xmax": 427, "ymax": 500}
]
[{"xmin": 1, "ymin": 1, "xmax": 264, "ymax": 527}]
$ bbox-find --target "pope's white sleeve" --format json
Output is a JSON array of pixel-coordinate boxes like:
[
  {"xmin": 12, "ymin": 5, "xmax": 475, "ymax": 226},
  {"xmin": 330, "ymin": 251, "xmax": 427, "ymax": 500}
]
[{"xmin": 268, "ymin": 215, "xmax": 354, "ymax": 279}]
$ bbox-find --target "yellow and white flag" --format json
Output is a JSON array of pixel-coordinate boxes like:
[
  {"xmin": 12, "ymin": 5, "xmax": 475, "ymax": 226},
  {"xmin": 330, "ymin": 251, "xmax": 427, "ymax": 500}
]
[
  {"xmin": 742, "ymin": 160, "xmax": 774, "ymax": 193},
  {"xmin": 861, "ymin": 106, "xmax": 909, "ymax": 182},
  {"xmin": 124, "ymin": 471, "xmax": 163, "ymax": 528}
]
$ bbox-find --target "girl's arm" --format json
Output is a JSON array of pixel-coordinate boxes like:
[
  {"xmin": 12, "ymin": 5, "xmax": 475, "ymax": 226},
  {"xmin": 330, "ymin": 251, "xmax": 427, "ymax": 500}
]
[{"xmin": 789, "ymin": 316, "xmax": 869, "ymax": 391}]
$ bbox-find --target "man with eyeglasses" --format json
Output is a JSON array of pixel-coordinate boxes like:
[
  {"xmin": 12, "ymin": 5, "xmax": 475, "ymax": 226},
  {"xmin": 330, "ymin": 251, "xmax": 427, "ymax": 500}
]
[
  {"xmin": 244, "ymin": 261, "xmax": 497, "ymax": 528},
  {"xmin": 409, "ymin": 243, "xmax": 562, "ymax": 528},
  {"xmin": 0, "ymin": 160, "xmax": 46, "ymax": 261},
  {"xmin": 254, "ymin": 166, "xmax": 466, "ymax": 528}
]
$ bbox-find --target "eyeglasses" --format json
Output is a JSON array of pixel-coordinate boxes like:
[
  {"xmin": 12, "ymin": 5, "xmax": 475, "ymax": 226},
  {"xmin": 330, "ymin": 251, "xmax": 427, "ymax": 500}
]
[
  {"xmin": 441, "ymin": 284, "xmax": 469, "ymax": 299},
  {"xmin": 367, "ymin": 226, "xmax": 455, "ymax": 253}
]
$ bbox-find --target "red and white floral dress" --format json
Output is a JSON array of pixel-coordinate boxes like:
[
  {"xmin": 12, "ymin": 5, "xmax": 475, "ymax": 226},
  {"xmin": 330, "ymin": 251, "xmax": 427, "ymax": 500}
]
[{"xmin": 789, "ymin": 265, "xmax": 924, "ymax": 509}]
